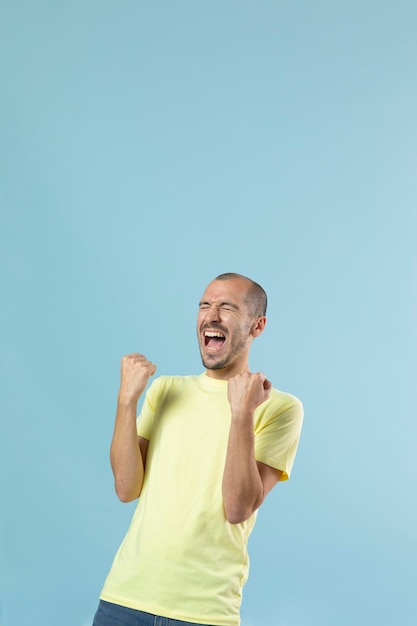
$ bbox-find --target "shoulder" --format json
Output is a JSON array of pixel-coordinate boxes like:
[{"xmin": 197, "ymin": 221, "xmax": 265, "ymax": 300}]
[
  {"xmin": 146, "ymin": 374, "xmax": 200, "ymax": 395},
  {"xmin": 268, "ymin": 387, "xmax": 303, "ymax": 413},
  {"xmin": 255, "ymin": 387, "xmax": 304, "ymax": 428},
  {"xmin": 144, "ymin": 375, "xmax": 203, "ymax": 411},
  {"xmin": 151, "ymin": 374, "xmax": 200, "ymax": 386}
]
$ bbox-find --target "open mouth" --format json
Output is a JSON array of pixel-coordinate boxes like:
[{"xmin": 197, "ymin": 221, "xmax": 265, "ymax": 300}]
[{"xmin": 204, "ymin": 330, "xmax": 226, "ymax": 351}]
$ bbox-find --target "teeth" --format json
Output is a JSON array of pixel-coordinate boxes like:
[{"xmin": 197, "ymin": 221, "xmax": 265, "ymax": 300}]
[{"xmin": 204, "ymin": 331, "xmax": 225, "ymax": 338}]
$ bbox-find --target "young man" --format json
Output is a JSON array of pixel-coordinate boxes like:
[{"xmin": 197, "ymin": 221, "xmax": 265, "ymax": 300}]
[{"xmin": 93, "ymin": 273, "xmax": 303, "ymax": 626}]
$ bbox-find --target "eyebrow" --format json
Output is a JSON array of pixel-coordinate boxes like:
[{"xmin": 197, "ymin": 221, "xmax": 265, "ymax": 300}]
[{"xmin": 199, "ymin": 301, "xmax": 240, "ymax": 310}]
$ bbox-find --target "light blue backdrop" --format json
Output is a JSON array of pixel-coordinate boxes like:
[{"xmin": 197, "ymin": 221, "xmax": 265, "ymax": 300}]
[{"xmin": 1, "ymin": 2, "xmax": 416, "ymax": 625}]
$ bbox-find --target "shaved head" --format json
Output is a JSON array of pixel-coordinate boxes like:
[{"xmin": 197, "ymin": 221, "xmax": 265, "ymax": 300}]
[{"xmin": 214, "ymin": 273, "xmax": 267, "ymax": 318}]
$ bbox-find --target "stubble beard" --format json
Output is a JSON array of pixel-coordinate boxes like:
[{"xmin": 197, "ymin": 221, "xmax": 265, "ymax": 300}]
[
  {"xmin": 199, "ymin": 327, "xmax": 250, "ymax": 371},
  {"xmin": 200, "ymin": 352, "xmax": 231, "ymax": 371}
]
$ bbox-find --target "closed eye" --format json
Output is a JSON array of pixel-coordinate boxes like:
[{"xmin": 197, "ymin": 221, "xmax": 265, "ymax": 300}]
[
  {"xmin": 220, "ymin": 302, "xmax": 239, "ymax": 311},
  {"xmin": 198, "ymin": 301, "xmax": 239, "ymax": 312}
]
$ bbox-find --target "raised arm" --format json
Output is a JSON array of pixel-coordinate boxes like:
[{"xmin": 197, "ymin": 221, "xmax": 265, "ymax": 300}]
[
  {"xmin": 222, "ymin": 372, "xmax": 282, "ymax": 524},
  {"xmin": 110, "ymin": 353, "xmax": 156, "ymax": 502}
]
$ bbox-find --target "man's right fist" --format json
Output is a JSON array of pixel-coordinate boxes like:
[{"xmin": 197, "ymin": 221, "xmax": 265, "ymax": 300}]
[{"xmin": 118, "ymin": 353, "xmax": 157, "ymax": 403}]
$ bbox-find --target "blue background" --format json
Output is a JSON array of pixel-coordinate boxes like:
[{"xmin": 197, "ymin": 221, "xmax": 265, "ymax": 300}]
[{"xmin": 1, "ymin": 2, "xmax": 416, "ymax": 625}]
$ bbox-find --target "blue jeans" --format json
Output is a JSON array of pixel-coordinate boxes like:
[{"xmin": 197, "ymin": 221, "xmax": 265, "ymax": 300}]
[{"xmin": 92, "ymin": 600, "xmax": 217, "ymax": 626}]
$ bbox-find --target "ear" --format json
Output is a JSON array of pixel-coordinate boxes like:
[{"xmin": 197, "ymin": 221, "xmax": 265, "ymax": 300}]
[{"xmin": 251, "ymin": 316, "xmax": 266, "ymax": 338}]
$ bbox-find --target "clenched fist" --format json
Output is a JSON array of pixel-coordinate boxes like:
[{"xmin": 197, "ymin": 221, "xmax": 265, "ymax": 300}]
[
  {"xmin": 227, "ymin": 372, "xmax": 272, "ymax": 418},
  {"xmin": 118, "ymin": 353, "xmax": 157, "ymax": 404}
]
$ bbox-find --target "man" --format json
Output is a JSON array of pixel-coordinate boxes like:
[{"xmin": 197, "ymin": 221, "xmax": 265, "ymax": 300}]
[{"xmin": 93, "ymin": 273, "xmax": 303, "ymax": 626}]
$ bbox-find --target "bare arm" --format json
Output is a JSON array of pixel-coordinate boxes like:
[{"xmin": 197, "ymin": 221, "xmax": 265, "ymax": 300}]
[
  {"xmin": 110, "ymin": 353, "xmax": 156, "ymax": 502},
  {"xmin": 222, "ymin": 372, "xmax": 282, "ymax": 524}
]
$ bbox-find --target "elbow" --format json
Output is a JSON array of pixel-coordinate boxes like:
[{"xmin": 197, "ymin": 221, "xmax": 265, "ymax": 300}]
[
  {"xmin": 223, "ymin": 494, "xmax": 264, "ymax": 524},
  {"xmin": 114, "ymin": 480, "xmax": 140, "ymax": 503},
  {"xmin": 224, "ymin": 503, "xmax": 257, "ymax": 525},
  {"xmin": 117, "ymin": 492, "xmax": 137, "ymax": 503},
  {"xmin": 226, "ymin": 513, "xmax": 248, "ymax": 525}
]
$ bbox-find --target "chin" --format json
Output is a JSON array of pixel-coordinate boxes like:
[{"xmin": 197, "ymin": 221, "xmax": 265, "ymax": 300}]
[
  {"xmin": 205, "ymin": 362, "xmax": 226, "ymax": 371},
  {"xmin": 202, "ymin": 355, "xmax": 229, "ymax": 371}
]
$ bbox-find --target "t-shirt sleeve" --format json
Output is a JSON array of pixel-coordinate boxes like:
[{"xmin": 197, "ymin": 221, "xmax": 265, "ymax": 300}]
[
  {"xmin": 136, "ymin": 378, "xmax": 161, "ymax": 439},
  {"xmin": 254, "ymin": 394, "xmax": 303, "ymax": 481}
]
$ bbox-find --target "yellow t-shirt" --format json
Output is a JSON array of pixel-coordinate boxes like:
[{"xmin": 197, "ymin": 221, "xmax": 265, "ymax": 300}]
[{"xmin": 100, "ymin": 373, "xmax": 303, "ymax": 626}]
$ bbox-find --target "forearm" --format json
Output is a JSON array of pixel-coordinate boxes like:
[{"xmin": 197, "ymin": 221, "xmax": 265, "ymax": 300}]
[
  {"xmin": 110, "ymin": 396, "xmax": 144, "ymax": 502},
  {"xmin": 222, "ymin": 411, "xmax": 264, "ymax": 524}
]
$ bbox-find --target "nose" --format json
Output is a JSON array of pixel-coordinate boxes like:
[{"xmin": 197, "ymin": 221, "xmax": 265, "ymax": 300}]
[{"xmin": 204, "ymin": 305, "xmax": 221, "ymax": 324}]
